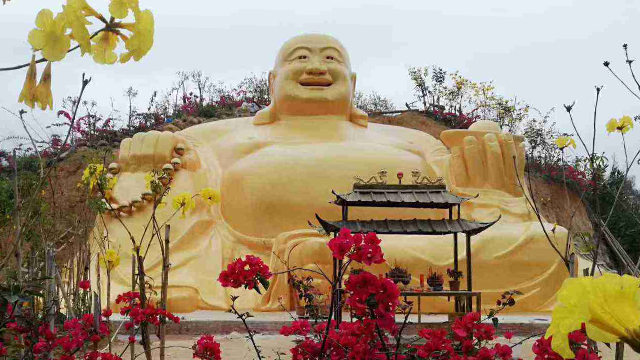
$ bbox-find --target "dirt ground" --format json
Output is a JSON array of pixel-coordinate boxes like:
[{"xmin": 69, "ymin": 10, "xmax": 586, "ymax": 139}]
[{"xmin": 110, "ymin": 334, "xmax": 634, "ymax": 359}]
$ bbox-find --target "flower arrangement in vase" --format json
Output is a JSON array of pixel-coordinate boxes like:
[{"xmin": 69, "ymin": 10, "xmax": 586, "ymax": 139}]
[
  {"xmin": 426, "ymin": 268, "xmax": 444, "ymax": 291},
  {"xmin": 446, "ymin": 268, "xmax": 463, "ymax": 291}
]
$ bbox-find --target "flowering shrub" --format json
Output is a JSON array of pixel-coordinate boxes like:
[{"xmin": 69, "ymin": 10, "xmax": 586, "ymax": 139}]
[
  {"xmin": 115, "ymin": 291, "xmax": 180, "ymax": 330},
  {"xmin": 533, "ymin": 326, "xmax": 600, "ymax": 360},
  {"xmin": 344, "ymin": 271, "xmax": 400, "ymax": 331},
  {"xmin": 78, "ymin": 279, "xmax": 91, "ymax": 291},
  {"xmin": 327, "ymin": 228, "xmax": 385, "ymax": 265},
  {"xmin": 2, "ymin": 303, "xmax": 111, "ymax": 360},
  {"xmin": 218, "ymin": 255, "xmax": 272, "ymax": 294},
  {"xmin": 192, "ymin": 334, "xmax": 222, "ymax": 360},
  {"xmin": 431, "ymin": 109, "xmax": 478, "ymax": 129}
]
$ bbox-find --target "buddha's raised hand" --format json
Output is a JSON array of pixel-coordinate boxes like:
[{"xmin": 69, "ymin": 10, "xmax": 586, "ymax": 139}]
[
  {"xmin": 116, "ymin": 130, "xmax": 201, "ymax": 173},
  {"xmin": 440, "ymin": 121, "xmax": 526, "ymax": 197}
]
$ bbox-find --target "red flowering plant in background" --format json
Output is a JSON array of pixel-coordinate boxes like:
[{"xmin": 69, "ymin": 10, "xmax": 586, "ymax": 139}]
[
  {"xmin": 1, "ymin": 300, "xmax": 113, "ymax": 360},
  {"xmin": 218, "ymin": 255, "xmax": 272, "ymax": 294},
  {"xmin": 344, "ymin": 270, "xmax": 400, "ymax": 331},
  {"xmin": 192, "ymin": 334, "xmax": 222, "ymax": 360},
  {"xmin": 78, "ymin": 280, "xmax": 91, "ymax": 291},
  {"xmin": 281, "ymin": 318, "xmax": 394, "ymax": 360},
  {"xmin": 115, "ymin": 291, "xmax": 180, "ymax": 334},
  {"xmin": 532, "ymin": 325, "xmax": 601, "ymax": 360},
  {"xmin": 328, "ymin": 228, "xmax": 385, "ymax": 266}
]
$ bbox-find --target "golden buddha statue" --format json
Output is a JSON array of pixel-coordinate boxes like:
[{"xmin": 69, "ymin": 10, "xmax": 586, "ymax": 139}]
[{"xmin": 97, "ymin": 34, "xmax": 568, "ymax": 313}]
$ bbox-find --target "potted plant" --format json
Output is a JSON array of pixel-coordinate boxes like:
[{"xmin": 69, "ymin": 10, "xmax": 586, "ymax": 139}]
[
  {"xmin": 446, "ymin": 268, "xmax": 463, "ymax": 291},
  {"xmin": 386, "ymin": 265, "xmax": 412, "ymax": 286},
  {"xmin": 426, "ymin": 268, "xmax": 444, "ymax": 291}
]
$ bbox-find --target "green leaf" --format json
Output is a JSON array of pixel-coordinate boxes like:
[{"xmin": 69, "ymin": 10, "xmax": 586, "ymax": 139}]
[{"xmin": 258, "ymin": 274, "xmax": 270, "ymax": 291}]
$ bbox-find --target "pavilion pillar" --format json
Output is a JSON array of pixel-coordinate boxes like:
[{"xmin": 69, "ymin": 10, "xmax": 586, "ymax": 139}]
[{"xmin": 466, "ymin": 233, "xmax": 472, "ymax": 292}]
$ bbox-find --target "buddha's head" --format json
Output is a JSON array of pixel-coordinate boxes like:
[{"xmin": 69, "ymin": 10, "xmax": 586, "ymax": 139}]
[{"xmin": 254, "ymin": 34, "xmax": 367, "ymax": 126}]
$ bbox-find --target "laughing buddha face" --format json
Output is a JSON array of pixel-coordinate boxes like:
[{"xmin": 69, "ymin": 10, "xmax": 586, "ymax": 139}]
[{"xmin": 270, "ymin": 34, "xmax": 357, "ymax": 117}]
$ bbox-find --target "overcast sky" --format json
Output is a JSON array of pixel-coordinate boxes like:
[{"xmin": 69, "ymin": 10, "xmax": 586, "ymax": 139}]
[{"xmin": 1, "ymin": 0, "xmax": 639, "ymax": 181}]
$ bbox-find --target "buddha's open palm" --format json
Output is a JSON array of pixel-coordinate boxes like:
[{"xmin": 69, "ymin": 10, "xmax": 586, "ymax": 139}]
[{"xmin": 441, "ymin": 126, "xmax": 526, "ymax": 197}]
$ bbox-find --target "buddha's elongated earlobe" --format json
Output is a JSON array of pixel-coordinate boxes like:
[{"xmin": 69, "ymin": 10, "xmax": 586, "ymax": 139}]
[
  {"xmin": 254, "ymin": 70, "xmax": 276, "ymax": 125},
  {"xmin": 349, "ymin": 72, "xmax": 368, "ymax": 127},
  {"xmin": 253, "ymin": 104, "xmax": 274, "ymax": 125},
  {"xmin": 350, "ymin": 106, "xmax": 368, "ymax": 127}
]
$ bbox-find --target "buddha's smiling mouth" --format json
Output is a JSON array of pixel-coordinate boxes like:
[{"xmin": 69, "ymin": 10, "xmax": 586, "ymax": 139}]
[{"xmin": 298, "ymin": 77, "xmax": 333, "ymax": 87}]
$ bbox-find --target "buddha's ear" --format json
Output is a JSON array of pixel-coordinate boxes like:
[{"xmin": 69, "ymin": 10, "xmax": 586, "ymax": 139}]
[
  {"xmin": 254, "ymin": 71, "xmax": 276, "ymax": 125},
  {"xmin": 349, "ymin": 72, "xmax": 368, "ymax": 127},
  {"xmin": 268, "ymin": 70, "xmax": 275, "ymax": 98}
]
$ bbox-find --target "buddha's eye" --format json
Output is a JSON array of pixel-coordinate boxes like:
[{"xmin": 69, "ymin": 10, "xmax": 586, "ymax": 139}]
[
  {"xmin": 297, "ymin": 55, "xmax": 308, "ymax": 60},
  {"xmin": 326, "ymin": 55, "xmax": 336, "ymax": 61}
]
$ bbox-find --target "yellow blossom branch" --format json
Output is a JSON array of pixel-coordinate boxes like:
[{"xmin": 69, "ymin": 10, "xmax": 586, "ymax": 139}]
[{"xmin": 0, "ymin": 28, "xmax": 104, "ymax": 72}]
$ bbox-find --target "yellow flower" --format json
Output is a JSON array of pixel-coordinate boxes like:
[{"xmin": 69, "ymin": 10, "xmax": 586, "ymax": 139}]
[
  {"xmin": 546, "ymin": 274, "xmax": 640, "ymax": 358},
  {"xmin": 144, "ymin": 172, "xmax": 154, "ymax": 190},
  {"xmin": 28, "ymin": 9, "xmax": 71, "ymax": 62},
  {"xmin": 619, "ymin": 115, "xmax": 634, "ymax": 134},
  {"xmin": 607, "ymin": 116, "xmax": 634, "ymax": 134},
  {"xmin": 35, "ymin": 61, "xmax": 53, "ymax": 110},
  {"xmin": 91, "ymin": 31, "xmax": 119, "ymax": 64},
  {"xmin": 555, "ymin": 136, "xmax": 576, "ymax": 151},
  {"xmin": 119, "ymin": 9, "xmax": 154, "ymax": 63},
  {"xmin": 172, "ymin": 192, "xmax": 195, "ymax": 217},
  {"xmin": 109, "ymin": 0, "xmax": 139, "ymax": 19},
  {"xmin": 99, "ymin": 248, "xmax": 121, "ymax": 270},
  {"xmin": 18, "ymin": 55, "xmax": 38, "ymax": 108},
  {"xmin": 200, "ymin": 188, "xmax": 221, "ymax": 206},
  {"xmin": 68, "ymin": 0, "xmax": 102, "ymax": 18},
  {"xmin": 80, "ymin": 163, "xmax": 106, "ymax": 192},
  {"xmin": 62, "ymin": 0, "xmax": 93, "ymax": 55}
]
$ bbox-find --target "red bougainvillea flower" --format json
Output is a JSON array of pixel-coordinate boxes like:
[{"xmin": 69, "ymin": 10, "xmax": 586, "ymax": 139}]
[
  {"xmin": 532, "ymin": 327, "xmax": 601, "ymax": 360},
  {"xmin": 328, "ymin": 228, "xmax": 354, "ymax": 260},
  {"xmin": 193, "ymin": 334, "xmax": 222, "ymax": 360},
  {"xmin": 286, "ymin": 319, "xmax": 388, "ymax": 360},
  {"xmin": 78, "ymin": 279, "xmax": 91, "ymax": 291},
  {"xmin": 280, "ymin": 319, "xmax": 311, "ymax": 336},
  {"xmin": 413, "ymin": 328, "xmax": 455, "ymax": 359},
  {"xmin": 328, "ymin": 228, "xmax": 385, "ymax": 265},
  {"xmin": 218, "ymin": 255, "xmax": 272, "ymax": 294},
  {"xmin": 101, "ymin": 308, "xmax": 113, "ymax": 318},
  {"xmin": 348, "ymin": 232, "xmax": 385, "ymax": 265},
  {"xmin": 344, "ymin": 270, "xmax": 399, "ymax": 331}
]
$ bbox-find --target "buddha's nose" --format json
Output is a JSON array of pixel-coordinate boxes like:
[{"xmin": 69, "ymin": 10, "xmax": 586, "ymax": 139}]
[{"xmin": 305, "ymin": 61, "xmax": 328, "ymax": 76}]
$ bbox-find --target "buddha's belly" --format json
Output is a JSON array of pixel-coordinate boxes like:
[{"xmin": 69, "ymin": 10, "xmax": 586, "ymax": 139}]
[{"xmin": 221, "ymin": 142, "xmax": 445, "ymax": 237}]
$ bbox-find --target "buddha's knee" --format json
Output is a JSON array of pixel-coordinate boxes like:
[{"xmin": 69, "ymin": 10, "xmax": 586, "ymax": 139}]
[{"xmin": 287, "ymin": 238, "xmax": 331, "ymax": 268}]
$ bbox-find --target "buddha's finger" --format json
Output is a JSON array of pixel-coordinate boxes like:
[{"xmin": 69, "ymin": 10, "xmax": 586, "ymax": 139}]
[
  {"xmin": 483, "ymin": 133, "xmax": 505, "ymax": 189},
  {"xmin": 463, "ymin": 136, "xmax": 484, "ymax": 187},
  {"xmin": 499, "ymin": 133, "xmax": 517, "ymax": 193},
  {"xmin": 154, "ymin": 131, "xmax": 178, "ymax": 168},
  {"xmin": 118, "ymin": 138, "xmax": 132, "ymax": 168},
  {"xmin": 141, "ymin": 130, "xmax": 161, "ymax": 166},
  {"xmin": 130, "ymin": 132, "xmax": 146, "ymax": 169},
  {"xmin": 450, "ymin": 146, "xmax": 469, "ymax": 187}
]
